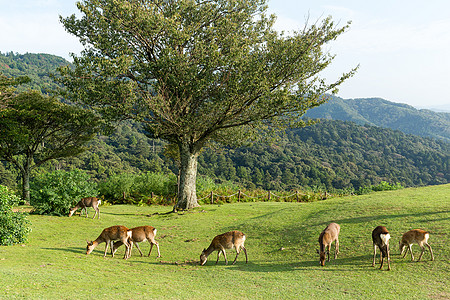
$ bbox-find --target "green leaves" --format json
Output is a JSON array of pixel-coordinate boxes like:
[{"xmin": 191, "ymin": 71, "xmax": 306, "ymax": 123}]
[
  {"xmin": 29, "ymin": 169, "xmax": 98, "ymax": 216},
  {"xmin": 60, "ymin": 0, "xmax": 356, "ymax": 149},
  {"xmin": 0, "ymin": 185, "xmax": 31, "ymax": 246}
]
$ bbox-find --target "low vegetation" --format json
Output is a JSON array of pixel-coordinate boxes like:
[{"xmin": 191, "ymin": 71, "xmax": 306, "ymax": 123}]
[{"xmin": 1, "ymin": 184, "xmax": 448, "ymax": 299}]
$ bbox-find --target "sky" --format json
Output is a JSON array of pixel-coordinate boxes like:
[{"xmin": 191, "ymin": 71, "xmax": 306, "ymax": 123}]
[{"xmin": 1, "ymin": 0, "xmax": 449, "ymax": 110}]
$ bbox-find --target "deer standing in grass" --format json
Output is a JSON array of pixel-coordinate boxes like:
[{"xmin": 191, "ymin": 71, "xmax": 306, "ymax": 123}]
[
  {"xmin": 112, "ymin": 226, "xmax": 161, "ymax": 258},
  {"xmin": 69, "ymin": 197, "xmax": 100, "ymax": 219},
  {"xmin": 200, "ymin": 231, "xmax": 248, "ymax": 265},
  {"xmin": 86, "ymin": 225, "xmax": 132, "ymax": 259},
  {"xmin": 372, "ymin": 226, "xmax": 391, "ymax": 270},
  {"xmin": 399, "ymin": 229, "xmax": 434, "ymax": 261},
  {"xmin": 317, "ymin": 222, "xmax": 340, "ymax": 266}
]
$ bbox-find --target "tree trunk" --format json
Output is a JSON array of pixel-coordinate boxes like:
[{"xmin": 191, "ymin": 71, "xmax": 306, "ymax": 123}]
[
  {"xmin": 21, "ymin": 156, "xmax": 32, "ymax": 203},
  {"xmin": 175, "ymin": 142, "xmax": 200, "ymax": 210}
]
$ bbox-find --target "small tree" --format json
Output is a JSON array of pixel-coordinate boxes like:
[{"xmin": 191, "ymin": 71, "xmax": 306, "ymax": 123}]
[
  {"xmin": 0, "ymin": 90, "xmax": 101, "ymax": 202},
  {"xmin": 0, "ymin": 185, "xmax": 31, "ymax": 245},
  {"xmin": 30, "ymin": 169, "xmax": 98, "ymax": 216},
  {"xmin": 59, "ymin": 0, "xmax": 357, "ymax": 210}
]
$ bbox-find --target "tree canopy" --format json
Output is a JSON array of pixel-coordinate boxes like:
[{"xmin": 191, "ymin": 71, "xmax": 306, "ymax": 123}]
[
  {"xmin": 0, "ymin": 90, "xmax": 101, "ymax": 201},
  {"xmin": 59, "ymin": 0, "xmax": 356, "ymax": 209}
]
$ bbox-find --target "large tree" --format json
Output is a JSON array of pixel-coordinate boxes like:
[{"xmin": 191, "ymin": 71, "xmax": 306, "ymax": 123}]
[
  {"xmin": 0, "ymin": 90, "xmax": 101, "ymax": 201},
  {"xmin": 59, "ymin": 0, "xmax": 356, "ymax": 210}
]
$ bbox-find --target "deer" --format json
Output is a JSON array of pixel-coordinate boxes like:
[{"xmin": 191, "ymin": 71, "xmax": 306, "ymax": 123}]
[
  {"xmin": 399, "ymin": 229, "xmax": 434, "ymax": 262},
  {"xmin": 372, "ymin": 226, "xmax": 391, "ymax": 270},
  {"xmin": 69, "ymin": 197, "xmax": 100, "ymax": 219},
  {"xmin": 111, "ymin": 226, "xmax": 161, "ymax": 258},
  {"xmin": 200, "ymin": 231, "xmax": 248, "ymax": 266},
  {"xmin": 317, "ymin": 222, "xmax": 340, "ymax": 266},
  {"xmin": 86, "ymin": 225, "xmax": 132, "ymax": 259}
]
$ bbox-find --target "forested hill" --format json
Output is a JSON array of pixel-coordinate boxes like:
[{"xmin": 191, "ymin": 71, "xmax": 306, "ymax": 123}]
[
  {"xmin": 1, "ymin": 52, "xmax": 449, "ymax": 193},
  {"xmin": 198, "ymin": 120, "xmax": 449, "ymax": 191},
  {"xmin": 0, "ymin": 52, "xmax": 69, "ymax": 93},
  {"xmin": 2, "ymin": 119, "xmax": 447, "ymax": 193},
  {"xmin": 304, "ymin": 96, "xmax": 450, "ymax": 142}
]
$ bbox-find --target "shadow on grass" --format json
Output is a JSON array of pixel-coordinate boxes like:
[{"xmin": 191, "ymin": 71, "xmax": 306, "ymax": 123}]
[
  {"xmin": 42, "ymin": 247, "xmax": 84, "ymax": 254},
  {"xmin": 331, "ymin": 210, "xmax": 450, "ymax": 227}
]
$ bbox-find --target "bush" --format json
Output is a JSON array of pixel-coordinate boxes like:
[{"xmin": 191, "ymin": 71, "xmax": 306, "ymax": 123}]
[
  {"xmin": 0, "ymin": 185, "xmax": 31, "ymax": 245},
  {"xmin": 98, "ymin": 172, "xmax": 177, "ymax": 204},
  {"xmin": 30, "ymin": 169, "xmax": 98, "ymax": 216},
  {"xmin": 356, "ymin": 181, "xmax": 403, "ymax": 195},
  {"xmin": 98, "ymin": 173, "xmax": 135, "ymax": 204}
]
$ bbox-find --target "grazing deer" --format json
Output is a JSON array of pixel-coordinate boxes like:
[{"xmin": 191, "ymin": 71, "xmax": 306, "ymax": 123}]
[
  {"xmin": 372, "ymin": 226, "xmax": 391, "ymax": 270},
  {"xmin": 69, "ymin": 197, "xmax": 101, "ymax": 219},
  {"xmin": 399, "ymin": 229, "xmax": 434, "ymax": 261},
  {"xmin": 112, "ymin": 226, "xmax": 161, "ymax": 258},
  {"xmin": 86, "ymin": 225, "xmax": 132, "ymax": 259},
  {"xmin": 200, "ymin": 231, "xmax": 248, "ymax": 265},
  {"xmin": 317, "ymin": 222, "xmax": 340, "ymax": 266}
]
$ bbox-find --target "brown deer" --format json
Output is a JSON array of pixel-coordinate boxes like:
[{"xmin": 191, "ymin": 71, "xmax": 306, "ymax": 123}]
[
  {"xmin": 200, "ymin": 231, "xmax": 248, "ymax": 265},
  {"xmin": 399, "ymin": 229, "xmax": 434, "ymax": 261},
  {"xmin": 112, "ymin": 226, "xmax": 161, "ymax": 258},
  {"xmin": 69, "ymin": 197, "xmax": 100, "ymax": 219},
  {"xmin": 372, "ymin": 226, "xmax": 391, "ymax": 270},
  {"xmin": 317, "ymin": 222, "xmax": 340, "ymax": 266},
  {"xmin": 86, "ymin": 225, "xmax": 132, "ymax": 259}
]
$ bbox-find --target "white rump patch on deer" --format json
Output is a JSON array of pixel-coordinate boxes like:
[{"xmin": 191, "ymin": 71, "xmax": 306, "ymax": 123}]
[{"xmin": 380, "ymin": 233, "xmax": 390, "ymax": 244}]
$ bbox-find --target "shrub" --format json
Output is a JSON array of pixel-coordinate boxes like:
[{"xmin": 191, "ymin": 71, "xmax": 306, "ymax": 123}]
[
  {"xmin": 30, "ymin": 169, "xmax": 98, "ymax": 216},
  {"xmin": 0, "ymin": 185, "xmax": 31, "ymax": 245},
  {"xmin": 98, "ymin": 172, "xmax": 177, "ymax": 204},
  {"xmin": 98, "ymin": 173, "xmax": 135, "ymax": 204},
  {"xmin": 356, "ymin": 181, "xmax": 403, "ymax": 195}
]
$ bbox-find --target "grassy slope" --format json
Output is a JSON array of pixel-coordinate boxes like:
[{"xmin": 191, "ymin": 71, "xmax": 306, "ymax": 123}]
[{"xmin": 1, "ymin": 184, "xmax": 449, "ymax": 299}]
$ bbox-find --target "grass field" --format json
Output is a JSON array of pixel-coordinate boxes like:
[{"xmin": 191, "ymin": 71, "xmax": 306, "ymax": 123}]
[{"xmin": 1, "ymin": 184, "xmax": 449, "ymax": 299}]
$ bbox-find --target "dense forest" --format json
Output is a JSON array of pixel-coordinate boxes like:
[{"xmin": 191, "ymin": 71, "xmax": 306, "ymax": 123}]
[
  {"xmin": 1, "ymin": 119, "xmax": 448, "ymax": 193},
  {"xmin": 0, "ymin": 52, "xmax": 449, "ymax": 194}
]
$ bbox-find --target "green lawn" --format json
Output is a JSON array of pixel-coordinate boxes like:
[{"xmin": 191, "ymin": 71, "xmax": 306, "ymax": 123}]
[{"xmin": 1, "ymin": 184, "xmax": 449, "ymax": 299}]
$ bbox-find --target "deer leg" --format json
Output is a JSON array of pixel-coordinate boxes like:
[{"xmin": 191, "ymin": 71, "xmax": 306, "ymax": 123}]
[
  {"xmin": 425, "ymin": 242, "xmax": 434, "ymax": 261},
  {"xmin": 242, "ymin": 246, "xmax": 248, "ymax": 263},
  {"xmin": 133, "ymin": 242, "xmax": 143, "ymax": 256},
  {"xmin": 216, "ymin": 251, "xmax": 221, "ymax": 264},
  {"xmin": 417, "ymin": 245, "xmax": 425, "ymax": 262},
  {"xmin": 92, "ymin": 208, "xmax": 98, "ymax": 219},
  {"xmin": 372, "ymin": 244, "xmax": 377, "ymax": 267},
  {"xmin": 402, "ymin": 246, "xmax": 409, "ymax": 258},
  {"xmin": 386, "ymin": 245, "xmax": 391, "ymax": 271},
  {"xmin": 408, "ymin": 244, "xmax": 415, "ymax": 261},
  {"xmin": 104, "ymin": 241, "xmax": 110, "ymax": 257},
  {"xmin": 154, "ymin": 242, "xmax": 161, "ymax": 258},
  {"xmin": 327, "ymin": 244, "xmax": 331, "ymax": 261},
  {"xmin": 147, "ymin": 242, "xmax": 153, "ymax": 257},
  {"xmin": 222, "ymin": 249, "xmax": 228, "ymax": 265},
  {"xmin": 379, "ymin": 250, "xmax": 384, "ymax": 270},
  {"xmin": 84, "ymin": 207, "xmax": 89, "ymax": 218},
  {"xmin": 335, "ymin": 239, "xmax": 339, "ymax": 259}
]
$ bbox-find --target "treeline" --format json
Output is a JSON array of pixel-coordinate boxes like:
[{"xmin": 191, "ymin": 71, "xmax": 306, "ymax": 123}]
[
  {"xmin": 1, "ymin": 119, "xmax": 448, "ymax": 194},
  {"xmin": 198, "ymin": 120, "xmax": 449, "ymax": 191},
  {"xmin": 0, "ymin": 52, "xmax": 448, "ymax": 195}
]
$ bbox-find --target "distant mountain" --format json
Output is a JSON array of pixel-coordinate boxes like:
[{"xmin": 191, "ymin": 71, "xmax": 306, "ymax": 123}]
[{"xmin": 304, "ymin": 96, "xmax": 450, "ymax": 143}]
